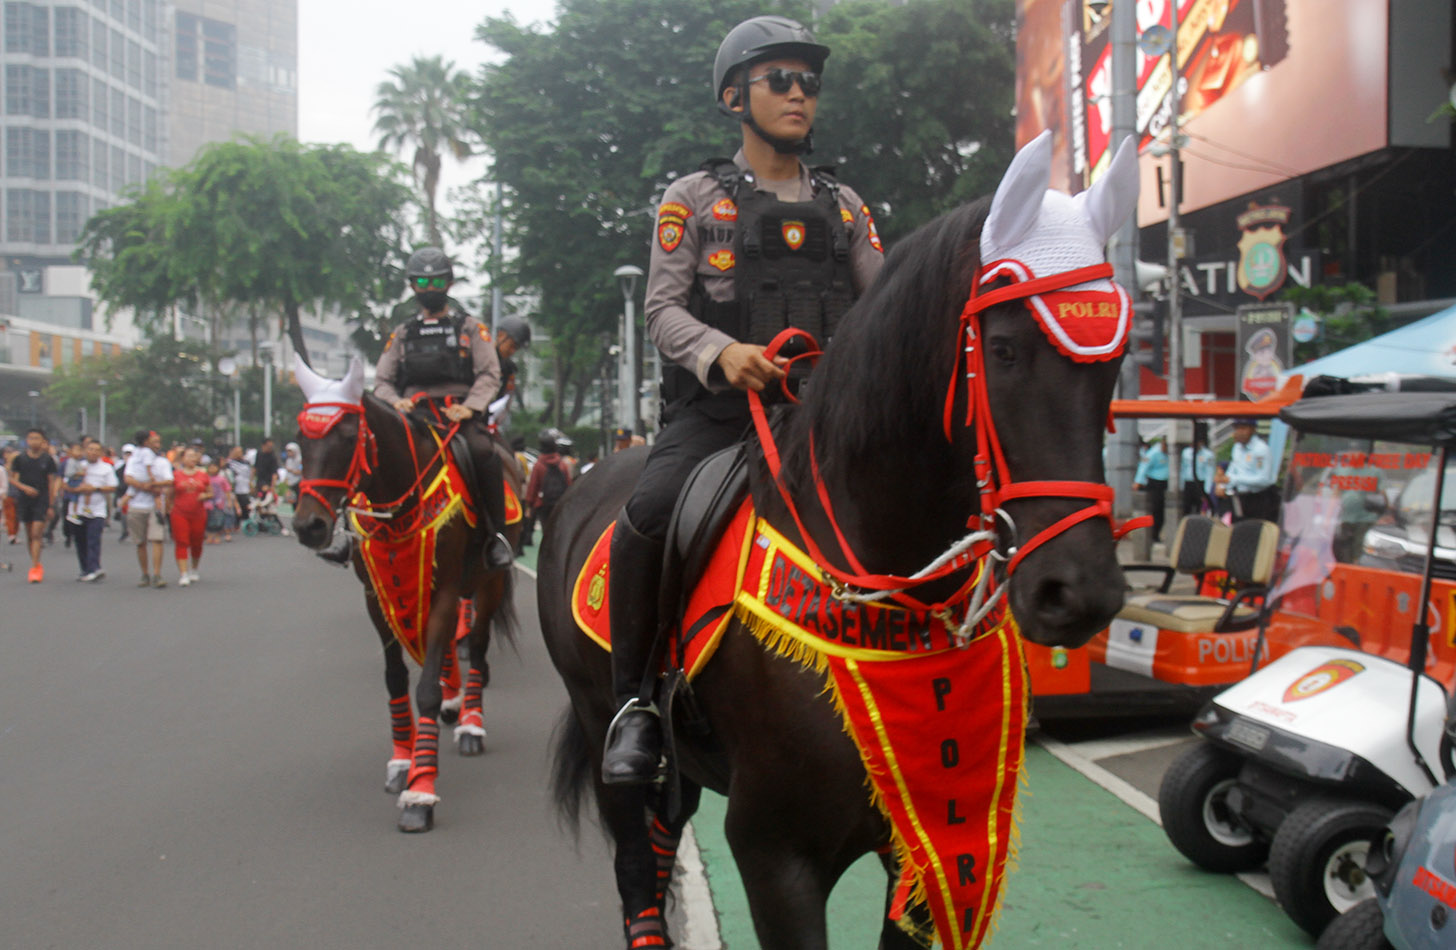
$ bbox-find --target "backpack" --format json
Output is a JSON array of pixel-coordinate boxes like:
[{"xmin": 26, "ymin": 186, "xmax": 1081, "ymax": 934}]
[{"xmin": 540, "ymin": 462, "xmax": 568, "ymax": 511}]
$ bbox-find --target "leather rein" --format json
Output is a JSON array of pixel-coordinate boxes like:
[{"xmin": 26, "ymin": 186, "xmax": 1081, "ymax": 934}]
[{"xmin": 749, "ymin": 260, "xmax": 1147, "ymax": 637}]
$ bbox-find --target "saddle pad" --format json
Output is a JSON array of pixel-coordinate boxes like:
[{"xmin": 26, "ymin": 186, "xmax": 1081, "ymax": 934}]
[{"xmin": 571, "ymin": 499, "xmax": 755, "ymax": 680}]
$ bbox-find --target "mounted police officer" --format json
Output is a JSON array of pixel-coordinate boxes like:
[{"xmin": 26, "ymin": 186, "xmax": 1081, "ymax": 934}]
[
  {"xmin": 373, "ymin": 247, "xmax": 514, "ymax": 571},
  {"xmin": 602, "ymin": 15, "xmax": 885, "ymax": 785}
]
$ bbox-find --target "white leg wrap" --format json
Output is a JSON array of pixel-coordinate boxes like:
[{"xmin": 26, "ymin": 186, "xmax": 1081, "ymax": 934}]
[
  {"xmin": 454, "ymin": 723, "xmax": 487, "ymax": 740},
  {"xmin": 397, "ymin": 789, "xmax": 441, "ymax": 808},
  {"xmin": 440, "ymin": 694, "xmax": 463, "ymax": 714},
  {"xmin": 386, "ymin": 758, "xmax": 410, "ymax": 779}
]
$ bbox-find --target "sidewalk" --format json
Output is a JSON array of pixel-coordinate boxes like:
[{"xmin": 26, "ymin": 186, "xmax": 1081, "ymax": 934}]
[{"xmin": 691, "ymin": 743, "xmax": 1310, "ymax": 948}]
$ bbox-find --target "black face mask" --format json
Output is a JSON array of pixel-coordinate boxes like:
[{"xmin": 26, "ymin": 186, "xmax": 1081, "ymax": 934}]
[{"xmin": 416, "ymin": 290, "xmax": 449, "ymax": 313}]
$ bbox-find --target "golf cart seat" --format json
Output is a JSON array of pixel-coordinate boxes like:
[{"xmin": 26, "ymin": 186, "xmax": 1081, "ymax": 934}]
[
  {"xmin": 1117, "ymin": 519, "xmax": 1279, "ymax": 634},
  {"xmin": 1122, "ymin": 515, "xmax": 1230, "ymax": 594}
]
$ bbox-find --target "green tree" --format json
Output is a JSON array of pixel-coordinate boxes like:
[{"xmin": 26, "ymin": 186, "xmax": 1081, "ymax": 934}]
[
  {"xmin": 1282, "ymin": 282, "xmax": 1391, "ymax": 364},
  {"xmin": 77, "ymin": 137, "xmax": 412, "ymax": 364},
  {"xmin": 373, "ymin": 56, "xmax": 477, "ymax": 247},
  {"xmin": 467, "ymin": 0, "xmax": 1015, "ymax": 424}
]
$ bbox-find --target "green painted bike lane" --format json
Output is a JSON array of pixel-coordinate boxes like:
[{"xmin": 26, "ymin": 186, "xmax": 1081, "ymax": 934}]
[{"xmin": 691, "ymin": 744, "xmax": 1311, "ymax": 948}]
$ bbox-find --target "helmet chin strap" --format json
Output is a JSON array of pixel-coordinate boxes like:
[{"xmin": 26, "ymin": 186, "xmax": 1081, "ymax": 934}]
[{"xmin": 738, "ymin": 79, "xmax": 813, "ymax": 156}]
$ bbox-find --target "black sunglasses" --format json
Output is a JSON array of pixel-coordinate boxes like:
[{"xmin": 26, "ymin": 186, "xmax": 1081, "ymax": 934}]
[
  {"xmin": 412, "ymin": 276, "xmax": 449, "ymax": 290},
  {"xmin": 748, "ymin": 68, "xmax": 821, "ymax": 97}
]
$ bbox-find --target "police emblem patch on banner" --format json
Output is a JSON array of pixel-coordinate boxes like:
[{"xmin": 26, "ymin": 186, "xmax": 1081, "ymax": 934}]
[{"xmin": 782, "ymin": 220, "xmax": 806, "ymax": 251}]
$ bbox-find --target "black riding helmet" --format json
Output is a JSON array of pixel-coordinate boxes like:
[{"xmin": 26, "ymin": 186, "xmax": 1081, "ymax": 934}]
[
  {"xmin": 497, "ymin": 315, "xmax": 532, "ymax": 348},
  {"xmin": 405, "ymin": 246, "xmax": 454, "ymax": 281},
  {"xmin": 538, "ymin": 428, "xmax": 559, "ymax": 454},
  {"xmin": 713, "ymin": 16, "xmax": 829, "ymax": 155}
]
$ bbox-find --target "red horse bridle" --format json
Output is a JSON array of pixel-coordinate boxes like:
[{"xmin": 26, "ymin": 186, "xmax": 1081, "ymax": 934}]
[
  {"xmin": 295, "ymin": 402, "xmax": 376, "ymax": 514},
  {"xmin": 750, "ymin": 259, "xmax": 1148, "ymax": 620}
]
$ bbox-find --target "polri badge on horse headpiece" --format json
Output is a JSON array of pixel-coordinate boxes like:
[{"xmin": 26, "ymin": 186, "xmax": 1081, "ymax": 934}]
[
  {"xmin": 977, "ymin": 130, "xmax": 1140, "ymax": 363},
  {"xmin": 296, "ymin": 354, "xmax": 365, "ymax": 438}
]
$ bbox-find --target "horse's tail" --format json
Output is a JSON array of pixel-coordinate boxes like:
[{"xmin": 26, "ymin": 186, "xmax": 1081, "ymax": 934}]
[
  {"xmin": 549, "ymin": 706, "xmax": 594, "ymax": 840},
  {"xmin": 492, "ymin": 567, "xmax": 519, "ymax": 651}
]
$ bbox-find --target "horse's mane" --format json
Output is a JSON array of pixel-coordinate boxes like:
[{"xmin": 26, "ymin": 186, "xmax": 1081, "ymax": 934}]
[{"xmin": 786, "ymin": 196, "xmax": 991, "ymax": 495}]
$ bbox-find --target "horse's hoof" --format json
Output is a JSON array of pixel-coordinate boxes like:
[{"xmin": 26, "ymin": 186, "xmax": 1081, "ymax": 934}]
[
  {"xmin": 397, "ymin": 803, "xmax": 434, "ymax": 833},
  {"xmin": 457, "ymin": 732, "xmax": 484, "ymax": 756},
  {"xmin": 440, "ymin": 706, "xmax": 460, "ymax": 726}
]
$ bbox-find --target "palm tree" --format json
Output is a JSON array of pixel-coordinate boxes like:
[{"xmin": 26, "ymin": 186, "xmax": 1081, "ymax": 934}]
[{"xmin": 372, "ymin": 56, "xmax": 475, "ymax": 247}]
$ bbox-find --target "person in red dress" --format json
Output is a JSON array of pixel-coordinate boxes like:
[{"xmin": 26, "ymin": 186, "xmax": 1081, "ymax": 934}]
[{"xmin": 170, "ymin": 446, "xmax": 210, "ymax": 586}]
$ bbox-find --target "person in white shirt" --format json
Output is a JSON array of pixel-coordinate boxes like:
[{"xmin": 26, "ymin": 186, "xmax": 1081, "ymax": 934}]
[
  {"xmin": 70, "ymin": 438, "xmax": 118, "ymax": 581},
  {"xmin": 123, "ymin": 429, "xmax": 174, "ymax": 588},
  {"xmin": 0, "ymin": 457, "xmax": 10, "ymax": 572}
]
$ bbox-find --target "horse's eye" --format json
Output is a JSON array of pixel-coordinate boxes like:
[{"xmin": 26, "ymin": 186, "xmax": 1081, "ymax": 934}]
[{"xmin": 988, "ymin": 339, "xmax": 1017, "ymax": 365}]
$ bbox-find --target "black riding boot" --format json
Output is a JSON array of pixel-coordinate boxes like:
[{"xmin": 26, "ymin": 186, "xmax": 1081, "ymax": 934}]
[
  {"xmin": 602, "ymin": 509, "xmax": 666, "ymax": 786},
  {"xmin": 474, "ymin": 447, "xmax": 514, "ymax": 571},
  {"xmin": 315, "ymin": 516, "xmax": 352, "ymax": 566}
]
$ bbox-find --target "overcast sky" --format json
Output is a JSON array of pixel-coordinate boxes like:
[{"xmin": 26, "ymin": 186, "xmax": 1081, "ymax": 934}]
[{"xmin": 297, "ymin": 0, "xmax": 558, "ymax": 205}]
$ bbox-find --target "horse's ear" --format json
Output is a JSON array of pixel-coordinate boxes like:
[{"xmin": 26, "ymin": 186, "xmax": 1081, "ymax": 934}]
[
  {"xmin": 1076, "ymin": 135, "xmax": 1140, "ymax": 245},
  {"xmin": 342, "ymin": 357, "xmax": 365, "ymax": 404},
  {"xmin": 295, "ymin": 352, "xmax": 329, "ymax": 403},
  {"xmin": 983, "ymin": 130, "xmax": 1052, "ymax": 259}
]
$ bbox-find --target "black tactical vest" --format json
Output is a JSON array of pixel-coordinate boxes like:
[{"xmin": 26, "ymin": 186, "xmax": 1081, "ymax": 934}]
[
  {"xmin": 668, "ymin": 159, "xmax": 856, "ymax": 408},
  {"xmin": 396, "ymin": 311, "xmax": 474, "ymax": 390}
]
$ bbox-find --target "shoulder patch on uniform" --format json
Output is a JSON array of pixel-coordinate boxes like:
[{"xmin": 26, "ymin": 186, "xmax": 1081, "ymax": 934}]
[
  {"xmin": 712, "ymin": 198, "xmax": 737, "ymax": 222},
  {"xmin": 861, "ymin": 204, "xmax": 884, "ymax": 253},
  {"xmin": 383, "ymin": 331, "xmax": 396, "ymax": 352},
  {"xmin": 841, "ymin": 207, "xmax": 854, "ymax": 226},
  {"xmin": 708, "ymin": 249, "xmax": 735, "ymax": 272},
  {"xmin": 658, "ymin": 201, "xmax": 691, "ymax": 254},
  {"xmin": 478, "ymin": 324, "xmax": 491, "ymax": 341}
]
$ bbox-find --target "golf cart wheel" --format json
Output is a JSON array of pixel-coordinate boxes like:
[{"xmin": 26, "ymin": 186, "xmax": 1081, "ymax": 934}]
[
  {"xmin": 1269, "ymin": 797, "xmax": 1393, "ymax": 937},
  {"xmin": 1314, "ymin": 899, "xmax": 1392, "ymax": 950},
  {"xmin": 1158, "ymin": 742, "xmax": 1268, "ymax": 872}
]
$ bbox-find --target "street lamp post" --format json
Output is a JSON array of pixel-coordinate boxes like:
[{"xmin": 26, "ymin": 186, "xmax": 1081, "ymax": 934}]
[
  {"xmin": 97, "ymin": 379, "xmax": 107, "ymax": 446},
  {"xmin": 613, "ymin": 265, "xmax": 645, "ymax": 435},
  {"xmin": 27, "ymin": 390, "xmax": 39, "ymax": 427},
  {"xmin": 1164, "ymin": 4, "xmax": 1185, "ymax": 399},
  {"xmin": 217, "ymin": 357, "xmax": 240, "ymax": 447},
  {"xmin": 258, "ymin": 343, "xmax": 274, "ymax": 440}
]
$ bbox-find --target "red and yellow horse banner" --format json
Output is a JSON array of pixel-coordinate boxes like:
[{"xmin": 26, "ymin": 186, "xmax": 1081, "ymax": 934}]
[
  {"xmin": 350, "ymin": 462, "xmax": 476, "ymax": 665},
  {"xmin": 734, "ymin": 517, "xmax": 1027, "ymax": 950}
]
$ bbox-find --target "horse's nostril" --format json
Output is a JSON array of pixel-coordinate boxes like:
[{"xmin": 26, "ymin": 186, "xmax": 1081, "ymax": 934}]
[{"xmin": 1034, "ymin": 577, "xmax": 1078, "ymax": 621}]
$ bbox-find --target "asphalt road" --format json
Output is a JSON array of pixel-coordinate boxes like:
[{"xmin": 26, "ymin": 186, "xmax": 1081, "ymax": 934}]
[{"xmin": 0, "ymin": 533, "xmax": 623, "ymax": 949}]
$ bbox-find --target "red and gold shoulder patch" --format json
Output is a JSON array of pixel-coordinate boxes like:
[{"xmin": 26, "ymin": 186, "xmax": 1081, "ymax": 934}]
[
  {"xmin": 861, "ymin": 204, "xmax": 884, "ymax": 253},
  {"xmin": 657, "ymin": 200, "xmax": 692, "ymax": 254},
  {"xmin": 477, "ymin": 324, "xmax": 491, "ymax": 341},
  {"xmin": 383, "ymin": 331, "xmax": 396, "ymax": 352},
  {"xmin": 840, "ymin": 207, "xmax": 854, "ymax": 226},
  {"xmin": 708, "ymin": 249, "xmax": 735, "ymax": 272},
  {"xmin": 712, "ymin": 198, "xmax": 737, "ymax": 221}
]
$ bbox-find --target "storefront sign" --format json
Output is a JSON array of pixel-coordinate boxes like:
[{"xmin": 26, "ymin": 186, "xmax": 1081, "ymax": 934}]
[{"xmin": 1236, "ymin": 302, "xmax": 1293, "ymax": 400}]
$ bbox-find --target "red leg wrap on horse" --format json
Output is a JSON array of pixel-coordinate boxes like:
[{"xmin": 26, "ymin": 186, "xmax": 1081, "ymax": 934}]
[
  {"xmin": 624, "ymin": 906, "xmax": 671, "ymax": 949},
  {"xmin": 454, "ymin": 597, "xmax": 475, "ymax": 643},
  {"xmin": 440, "ymin": 648, "xmax": 461, "ymax": 700},
  {"xmin": 406, "ymin": 717, "xmax": 439, "ymax": 796},
  {"xmin": 648, "ymin": 816, "xmax": 680, "ymax": 904},
  {"xmin": 389, "ymin": 696, "xmax": 414, "ymax": 760},
  {"xmin": 459, "ymin": 669, "xmax": 486, "ymax": 731}
]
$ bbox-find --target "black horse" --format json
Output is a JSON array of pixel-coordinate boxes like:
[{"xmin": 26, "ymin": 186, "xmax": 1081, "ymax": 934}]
[
  {"xmin": 290, "ymin": 357, "xmax": 519, "ymax": 833},
  {"xmin": 538, "ymin": 134, "xmax": 1141, "ymax": 948}
]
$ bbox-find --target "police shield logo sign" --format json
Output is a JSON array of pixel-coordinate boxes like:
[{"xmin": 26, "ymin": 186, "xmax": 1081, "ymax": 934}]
[
  {"xmin": 781, "ymin": 220, "xmax": 806, "ymax": 251},
  {"xmin": 1281, "ymin": 658, "xmax": 1365, "ymax": 703},
  {"xmin": 1236, "ymin": 202, "xmax": 1292, "ymax": 301}
]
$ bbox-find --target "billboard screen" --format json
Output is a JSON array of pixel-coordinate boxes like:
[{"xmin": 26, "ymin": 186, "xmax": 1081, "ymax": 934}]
[{"xmin": 1015, "ymin": 0, "xmax": 1390, "ymax": 224}]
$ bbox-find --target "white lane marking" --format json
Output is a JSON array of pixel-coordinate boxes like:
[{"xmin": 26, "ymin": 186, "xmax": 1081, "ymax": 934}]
[
  {"xmin": 1036, "ymin": 735, "xmax": 1277, "ymax": 902},
  {"xmin": 676, "ymin": 822, "xmax": 724, "ymax": 950},
  {"xmin": 515, "ymin": 562, "xmax": 538, "ymax": 580},
  {"xmin": 1065, "ymin": 732, "xmax": 1191, "ymax": 763}
]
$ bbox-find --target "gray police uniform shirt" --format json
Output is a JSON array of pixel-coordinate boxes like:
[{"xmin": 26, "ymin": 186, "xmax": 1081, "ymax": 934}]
[
  {"xmin": 374, "ymin": 308, "xmax": 502, "ymax": 414},
  {"xmin": 645, "ymin": 149, "xmax": 885, "ymax": 393}
]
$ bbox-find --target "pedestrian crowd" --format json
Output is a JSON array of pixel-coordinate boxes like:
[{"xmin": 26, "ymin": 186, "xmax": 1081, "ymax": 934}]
[{"xmin": 4, "ymin": 427, "xmax": 302, "ymax": 587}]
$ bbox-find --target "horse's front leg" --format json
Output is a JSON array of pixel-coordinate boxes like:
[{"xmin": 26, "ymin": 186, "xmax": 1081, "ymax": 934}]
[
  {"xmin": 725, "ymin": 789, "xmax": 833, "ymax": 950},
  {"xmin": 365, "ymin": 592, "xmax": 413, "ymax": 795},
  {"xmin": 397, "ymin": 585, "xmax": 458, "ymax": 833}
]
